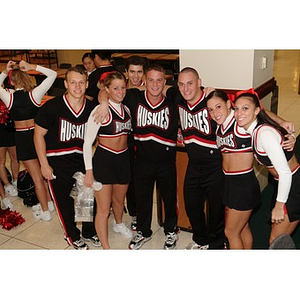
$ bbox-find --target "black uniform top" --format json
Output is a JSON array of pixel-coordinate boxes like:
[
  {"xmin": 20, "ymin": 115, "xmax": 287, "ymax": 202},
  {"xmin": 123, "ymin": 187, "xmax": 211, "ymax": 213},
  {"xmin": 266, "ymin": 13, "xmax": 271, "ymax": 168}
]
[
  {"xmin": 98, "ymin": 102, "xmax": 132, "ymax": 137},
  {"xmin": 216, "ymin": 110, "xmax": 252, "ymax": 154},
  {"xmin": 252, "ymin": 123, "xmax": 293, "ymax": 167},
  {"xmin": 175, "ymin": 88, "xmax": 221, "ymax": 165},
  {"xmin": 86, "ymin": 65, "xmax": 117, "ymax": 104},
  {"xmin": 123, "ymin": 88, "xmax": 178, "ymax": 163},
  {"xmin": 8, "ymin": 90, "xmax": 40, "ymax": 121},
  {"xmin": 35, "ymin": 94, "xmax": 96, "ymax": 158}
]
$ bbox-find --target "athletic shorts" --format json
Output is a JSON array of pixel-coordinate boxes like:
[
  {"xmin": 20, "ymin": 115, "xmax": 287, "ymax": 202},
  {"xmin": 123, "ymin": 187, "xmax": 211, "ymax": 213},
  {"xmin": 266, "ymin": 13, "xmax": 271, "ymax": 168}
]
[
  {"xmin": 222, "ymin": 170, "xmax": 262, "ymax": 211},
  {"xmin": 0, "ymin": 124, "xmax": 15, "ymax": 147},
  {"xmin": 15, "ymin": 128, "xmax": 38, "ymax": 161},
  {"xmin": 92, "ymin": 146, "xmax": 131, "ymax": 185}
]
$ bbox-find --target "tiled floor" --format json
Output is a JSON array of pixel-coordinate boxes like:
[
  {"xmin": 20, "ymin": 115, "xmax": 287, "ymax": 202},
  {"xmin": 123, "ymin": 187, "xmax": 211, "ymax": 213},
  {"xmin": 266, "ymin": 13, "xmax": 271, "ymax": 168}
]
[{"xmin": 0, "ymin": 194, "xmax": 193, "ymax": 250}]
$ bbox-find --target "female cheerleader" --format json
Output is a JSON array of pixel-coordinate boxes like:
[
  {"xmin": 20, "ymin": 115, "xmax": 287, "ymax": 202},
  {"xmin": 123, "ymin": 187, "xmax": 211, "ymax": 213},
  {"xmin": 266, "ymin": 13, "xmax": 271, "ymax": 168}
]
[
  {"xmin": 0, "ymin": 60, "xmax": 56, "ymax": 221},
  {"xmin": 83, "ymin": 71, "xmax": 133, "ymax": 249},
  {"xmin": 234, "ymin": 91, "xmax": 299, "ymax": 245}
]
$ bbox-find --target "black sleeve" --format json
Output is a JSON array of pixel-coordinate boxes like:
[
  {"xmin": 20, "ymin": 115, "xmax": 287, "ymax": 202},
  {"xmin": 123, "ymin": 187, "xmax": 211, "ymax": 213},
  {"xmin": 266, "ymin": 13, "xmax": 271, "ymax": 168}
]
[
  {"xmin": 123, "ymin": 88, "xmax": 141, "ymax": 111},
  {"xmin": 166, "ymin": 86, "xmax": 181, "ymax": 105},
  {"xmin": 85, "ymin": 70, "xmax": 100, "ymax": 100},
  {"xmin": 35, "ymin": 100, "xmax": 56, "ymax": 130}
]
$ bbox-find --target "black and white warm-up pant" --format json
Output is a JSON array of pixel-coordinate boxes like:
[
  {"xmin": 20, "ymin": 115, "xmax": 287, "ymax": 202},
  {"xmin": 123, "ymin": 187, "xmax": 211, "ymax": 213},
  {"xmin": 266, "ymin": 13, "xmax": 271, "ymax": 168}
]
[
  {"xmin": 184, "ymin": 159, "xmax": 225, "ymax": 249},
  {"xmin": 134, "ymin": 156, "xmax": 178, "ymax": 238},
  {"xmin": 48, "ymin": 155, "xmax": 97, "ymax": 245}
]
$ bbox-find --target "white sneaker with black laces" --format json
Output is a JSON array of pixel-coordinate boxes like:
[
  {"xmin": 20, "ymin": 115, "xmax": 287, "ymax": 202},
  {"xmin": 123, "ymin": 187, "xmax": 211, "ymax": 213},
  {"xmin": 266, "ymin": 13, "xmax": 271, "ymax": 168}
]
[
  {"xmin": 1, "ymin": 197, "xmax": 14, "ymax": 210},
  {"xmin": 72, "ymin": 238, "xmax": 89, "ymax": 250},
  {"xmin": 82, "ymin": 235, "xmax": 101, "ymax": 247},
  {"xmin": 186, "ymin": 242, "xmax": 209, "ymax": 250},
  {"xmin": 128, "ymin": 231, "xmax": 151, "ymax": 250},
  {"xmin": 113, "ymin": 221, "xmax": 133, "ymax": 238},
  {"xmin": 164, "ymin": 232, "xmax": 178, "ymax": 250},
  {"xmin": 4, "ymin": 184, "xmax": 18, "ymax": 197}
]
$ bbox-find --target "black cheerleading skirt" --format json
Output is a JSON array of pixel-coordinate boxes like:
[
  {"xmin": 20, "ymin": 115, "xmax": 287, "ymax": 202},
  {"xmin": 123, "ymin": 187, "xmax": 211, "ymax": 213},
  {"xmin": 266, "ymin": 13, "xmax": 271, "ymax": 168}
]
[
  {"xmin": 15, "ymin": 129, "xmax": 38, "ymax": 161},
  {"xmin": 0, "ymin": 123, "xmax": 16, "ymax": 147},
  {"xmin": 273, "ymin": 167, "xmax": 300, "ymax": 222},
  {"xmin": 222, "ymin": 170, "xmax": 262, "ymax": 211},
  {"xmin": 92, "ymin": 146, "xmax": 131, "ymax": 185}
]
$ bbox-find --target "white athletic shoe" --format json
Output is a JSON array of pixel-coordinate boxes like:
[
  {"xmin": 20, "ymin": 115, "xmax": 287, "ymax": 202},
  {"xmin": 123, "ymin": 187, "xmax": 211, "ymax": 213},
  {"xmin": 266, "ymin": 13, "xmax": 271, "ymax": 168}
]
[
  {"xmin": 4, "ymin": 184, "xmax": 18, "ymax": 197},
  {"xmin": 33, "ymin": 209, "xmax": 52, "ymax": 221},
  {"xmin": 113, "ymin": 221, "xmax": 133, "ymax": 238},
  {"xmin": 32, "ymin": 201, "xmax": 55, "ymax": 212},
  {"xmin": 1, "ymin": 197, "xmax": 14, "ymax": 210}
]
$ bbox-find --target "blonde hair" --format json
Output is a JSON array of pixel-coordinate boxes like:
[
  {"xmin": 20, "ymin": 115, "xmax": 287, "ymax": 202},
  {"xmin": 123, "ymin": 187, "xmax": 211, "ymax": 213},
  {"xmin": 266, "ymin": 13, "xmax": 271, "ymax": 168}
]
[
  {"xmin": 9, "ymin": 69, "xmax": 34, "ymax": 91},
  {"xmin": 102, "ymin": 71, "xmax": 126, "ymax": 88}
]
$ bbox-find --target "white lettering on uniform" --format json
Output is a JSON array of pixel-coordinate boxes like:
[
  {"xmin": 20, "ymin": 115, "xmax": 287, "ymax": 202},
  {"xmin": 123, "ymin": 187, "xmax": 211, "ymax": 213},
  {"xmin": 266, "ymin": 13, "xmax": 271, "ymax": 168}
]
[{"xmin": 60, "ymin": 119, "xmax": 87, "ymax": 142}]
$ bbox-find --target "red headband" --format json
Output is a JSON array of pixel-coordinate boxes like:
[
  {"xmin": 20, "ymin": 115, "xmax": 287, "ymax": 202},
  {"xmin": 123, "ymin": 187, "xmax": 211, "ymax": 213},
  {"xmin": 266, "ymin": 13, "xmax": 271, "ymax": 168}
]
[
  {"xmin": 7, "ymin": 70, "xmax": 14, "ymax": 86},
  {"xmin": 99, "ymin": 71, "xmax": 118, "ymax": 83},
  {"xmin": 235, "ymin": 88, "xmax": 263, "ymax": 109}
]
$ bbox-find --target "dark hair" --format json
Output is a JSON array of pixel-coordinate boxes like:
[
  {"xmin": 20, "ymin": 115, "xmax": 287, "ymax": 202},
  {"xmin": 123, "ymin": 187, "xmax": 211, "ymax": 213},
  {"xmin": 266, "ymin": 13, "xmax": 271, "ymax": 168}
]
[
  {"xmin": 146, "ymin": 63, "xmax": 166, "ymax": 76},
  {"xmin": 65, "ymin": 66, "xmax": 87, "ymax": 81},
  {"xmin": 91, "ymin": 50, "xmax": 112, "ymax": 61},
  {"xmin": 125, "ymin": 55, "xmax": 148, "ymax": 72},
  {"xmin": 180, "ymin": 67, "xmax": 200, "ymax": 79},
  {"xmin": 206, "ymin": 90, "xmax": 230, "ymax": 103},
  {"xmin": 82, "ymin": 52, "xmax": 93, "ymax": 62},
  {"xmin": 235, "ymin": 92, "xmax": 288, "ymax": 137}
]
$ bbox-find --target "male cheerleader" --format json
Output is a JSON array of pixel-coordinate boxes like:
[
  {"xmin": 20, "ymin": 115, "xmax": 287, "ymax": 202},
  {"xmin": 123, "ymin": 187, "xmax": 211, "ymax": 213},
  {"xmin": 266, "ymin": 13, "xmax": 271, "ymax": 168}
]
[
  {"xmin": 34, "ymin": 67, "xmax": 99, "ymax": 250},
  {"xmin": 97, "ymin": 64, "xmax": 179, "ymax": 250}
]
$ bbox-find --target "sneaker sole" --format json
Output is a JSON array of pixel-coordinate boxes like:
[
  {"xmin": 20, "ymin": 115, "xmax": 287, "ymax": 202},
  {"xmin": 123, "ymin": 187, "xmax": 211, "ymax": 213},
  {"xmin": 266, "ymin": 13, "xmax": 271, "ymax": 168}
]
[
  {"xmin": 33, "ymin": 213, "xmax": 52, "ymax": 221},
  {"xmin": 129, "ymin": 236, "xmax": 151, "ymax": 250}
]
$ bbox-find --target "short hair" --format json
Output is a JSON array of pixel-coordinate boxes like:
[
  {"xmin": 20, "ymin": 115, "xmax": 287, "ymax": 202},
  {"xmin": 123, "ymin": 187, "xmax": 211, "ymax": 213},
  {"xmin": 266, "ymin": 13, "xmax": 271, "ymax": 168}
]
[
  {"xmin": 91, "ymin": 50, "xmax": 112, "ymax": 61},
  {"xmin": 65, "ymin": 66, "xmax": 87, "ymax": 81},
  {"xmin": 125, "ymin": 55, "xmax": 148, "ymax": 72},
  {"xmin": 146, "ymin": 63, "xmax": 166, "ymax": 76},
  {"xmin": 180, "ymin": 67, "xmax": 200, "ymax": 79}
]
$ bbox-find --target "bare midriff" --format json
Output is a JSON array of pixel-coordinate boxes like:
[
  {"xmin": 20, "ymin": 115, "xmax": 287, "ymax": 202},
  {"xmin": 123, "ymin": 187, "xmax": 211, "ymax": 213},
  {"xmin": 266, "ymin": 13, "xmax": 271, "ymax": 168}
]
[
  {"xmin": 222, "ymin": 152, "xmax": 254, "ymax": 173},
  {"xmin": 98, "ymin": 134, "xmax": 128, "ymax": 152},
  {"xmin": 14, "ymin": 118, "xmax": 35, "ymax": 129}
]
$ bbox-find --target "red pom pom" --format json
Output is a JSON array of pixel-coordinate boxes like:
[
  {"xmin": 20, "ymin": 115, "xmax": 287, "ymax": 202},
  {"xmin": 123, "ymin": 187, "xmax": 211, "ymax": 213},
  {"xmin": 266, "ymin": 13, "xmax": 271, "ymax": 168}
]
[{"xmin": 0, "ymin": 208, "xmax": 25, "ymax": 230}]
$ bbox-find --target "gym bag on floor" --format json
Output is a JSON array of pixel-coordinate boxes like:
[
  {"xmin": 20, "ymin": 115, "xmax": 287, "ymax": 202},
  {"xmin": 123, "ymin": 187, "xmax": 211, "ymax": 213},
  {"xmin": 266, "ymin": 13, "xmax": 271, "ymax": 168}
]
[{"xmin": 17, "ymin": 169, "xmax": 39, "ymax": 207}]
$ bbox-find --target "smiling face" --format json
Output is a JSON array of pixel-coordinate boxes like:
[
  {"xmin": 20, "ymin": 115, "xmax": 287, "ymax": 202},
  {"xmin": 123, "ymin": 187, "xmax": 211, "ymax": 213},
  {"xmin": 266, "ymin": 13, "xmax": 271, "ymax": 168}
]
[
  {"xmin": 127, "ymin": 64, "xmax": 144, "ymax": 87},
  {"xmin": 64, "ymin": 71, "xmax": 88, "ymax": 100},
  {"xmin": 105, "ymin": 78, "xmax": 127, "ymax": 104},
  {"xmin": 145, "ymin": 69, "xmax": 165, "ymax": 100},
  {"xmin": 234, "ymin": 96, "xmax": 260, "ymax": 130},
  {"xmin": 177, "ymin": 71, "xmax": 202, "ymax": 106},
  {"xmin": 207, "ymin": 96, "xmax": 232, "ymax": 125}
]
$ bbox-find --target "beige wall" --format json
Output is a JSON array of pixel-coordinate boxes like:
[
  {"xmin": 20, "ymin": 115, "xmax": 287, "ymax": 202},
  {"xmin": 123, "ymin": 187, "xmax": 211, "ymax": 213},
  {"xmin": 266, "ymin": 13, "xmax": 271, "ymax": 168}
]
[{"xmin": 179, "ymin": 49, "xmax": 274, "ymax": 90}]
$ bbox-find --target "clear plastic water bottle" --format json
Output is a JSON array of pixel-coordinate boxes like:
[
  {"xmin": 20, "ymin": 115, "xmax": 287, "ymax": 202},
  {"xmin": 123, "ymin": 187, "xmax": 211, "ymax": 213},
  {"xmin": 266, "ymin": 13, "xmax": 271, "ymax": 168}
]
[{"xmin": 92, "ymin": 181, "xmax": 102, "ymax": 191}]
